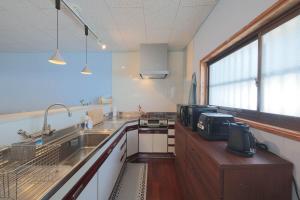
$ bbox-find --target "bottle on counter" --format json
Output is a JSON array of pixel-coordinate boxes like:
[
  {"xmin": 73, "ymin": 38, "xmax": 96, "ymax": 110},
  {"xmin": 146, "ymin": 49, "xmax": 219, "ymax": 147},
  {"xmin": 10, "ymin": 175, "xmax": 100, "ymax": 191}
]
[{"xmin": 80, "ymin": 112, "xmax": 93, "ymax": 130}]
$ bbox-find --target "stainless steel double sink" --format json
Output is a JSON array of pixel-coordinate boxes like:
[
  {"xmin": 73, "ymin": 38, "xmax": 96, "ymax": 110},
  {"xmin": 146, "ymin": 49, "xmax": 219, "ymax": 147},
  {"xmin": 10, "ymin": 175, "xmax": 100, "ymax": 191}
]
[
  {"xmin": 47, "ymin": 127, "xmax": 113, "ymax": 167},
  {"xmin": 0, "ymin": 126, "xmax": 114, "ymax": 200},
  {"xmin": 57, "ymin": 132, "xmax": 110, "ymax": 166}
]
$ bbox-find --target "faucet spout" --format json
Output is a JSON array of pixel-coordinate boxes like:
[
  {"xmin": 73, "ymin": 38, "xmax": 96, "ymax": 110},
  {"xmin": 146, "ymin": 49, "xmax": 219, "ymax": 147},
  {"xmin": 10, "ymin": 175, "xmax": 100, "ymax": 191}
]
[{"xmin": 42, "ymin": 103, "xmax": 72, "ymax": 134}]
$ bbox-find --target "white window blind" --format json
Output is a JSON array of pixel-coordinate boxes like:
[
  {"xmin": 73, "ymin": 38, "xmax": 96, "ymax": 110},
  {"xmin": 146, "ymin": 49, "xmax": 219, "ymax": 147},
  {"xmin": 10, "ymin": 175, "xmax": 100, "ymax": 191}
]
[
  {"xmin": 209, "ymin": 40, "xmax": 258, "ymax": 110},
  {"xmin": 261, "ymin": 15, "xmax": 300, "ymax": 117}
]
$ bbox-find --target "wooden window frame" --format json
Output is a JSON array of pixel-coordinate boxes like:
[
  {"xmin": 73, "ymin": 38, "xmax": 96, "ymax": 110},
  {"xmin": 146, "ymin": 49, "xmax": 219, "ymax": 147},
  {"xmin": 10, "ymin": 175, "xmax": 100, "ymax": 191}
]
[{"xmin": 200, "ymin": 0, "xmax": 300, "ymax": 141}]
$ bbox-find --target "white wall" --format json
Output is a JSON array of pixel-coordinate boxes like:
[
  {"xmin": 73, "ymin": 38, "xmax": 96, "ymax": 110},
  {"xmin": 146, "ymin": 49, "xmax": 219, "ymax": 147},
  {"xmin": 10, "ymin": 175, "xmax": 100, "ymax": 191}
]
[
  {"xmin": 186, "ymin": 0, "xmax": 300, "ymax": 199},
  {"xmin": 112, "ymin": 51, "xmax": 185, "ymax": 112}
]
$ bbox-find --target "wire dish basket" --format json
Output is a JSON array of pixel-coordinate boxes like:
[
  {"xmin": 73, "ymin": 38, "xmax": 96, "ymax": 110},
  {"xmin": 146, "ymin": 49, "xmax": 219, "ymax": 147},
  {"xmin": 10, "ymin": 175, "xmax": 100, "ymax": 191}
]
[{"xmin": 0, "ymin": 144, "xmax": 60, "ymax": 200}]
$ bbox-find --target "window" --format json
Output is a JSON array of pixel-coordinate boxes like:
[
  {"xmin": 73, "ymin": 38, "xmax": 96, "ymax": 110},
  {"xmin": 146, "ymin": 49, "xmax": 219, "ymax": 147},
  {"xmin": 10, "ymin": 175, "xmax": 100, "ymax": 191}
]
[
  {"xmin": 204, "ymin": 4, "xmax": 300, "ymax": 135},
  {"xmin": 209, "ymin": 12, "xmax": 300, "ymax": 117},
  {"xmin": 209, "ymin": 40, "xmax": 258, "ymax": 110},
  {"xmin": 261, "ymin": 15, "xmax": 300, "ymax": 117}
]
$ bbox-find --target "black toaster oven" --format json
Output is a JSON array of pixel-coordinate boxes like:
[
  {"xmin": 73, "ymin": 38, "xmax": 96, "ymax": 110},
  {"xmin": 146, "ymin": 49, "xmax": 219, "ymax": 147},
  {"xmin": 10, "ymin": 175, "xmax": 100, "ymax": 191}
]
[
  {"xmin": 197, "ymin": 113, "xmax": 235, "ymax": 140},
  {"xmin": 179, "ymin": 105, "xmax": 189, "ymax": 126},
  {"xmin": 187, "ymin": 105, "xmax": 217, "ymax": 131},
  {"xmin": 177, "ymin": 104, "xmax": 188, "ymax": 120}
]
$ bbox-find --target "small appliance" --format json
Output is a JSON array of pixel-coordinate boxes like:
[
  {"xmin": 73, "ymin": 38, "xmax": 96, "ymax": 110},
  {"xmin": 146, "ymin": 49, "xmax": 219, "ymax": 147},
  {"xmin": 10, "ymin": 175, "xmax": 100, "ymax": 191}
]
[
  {"xmin": 188, "ymin": 105, "xmax": 217, "ymax": 131},
  {"xmin": 226, "ymin": 123, "xmax": 256, "ymax": 157},
  {"xmin": 179, "ymin": 105, "xmax": 189, "ymax": 126},
  {"xmin": 197, "ymin": 113, "xmax": 234, "ymax": 140},
  {"xmin": 177, "ymin": 104, "xmax": 187, "ymax": 119}
]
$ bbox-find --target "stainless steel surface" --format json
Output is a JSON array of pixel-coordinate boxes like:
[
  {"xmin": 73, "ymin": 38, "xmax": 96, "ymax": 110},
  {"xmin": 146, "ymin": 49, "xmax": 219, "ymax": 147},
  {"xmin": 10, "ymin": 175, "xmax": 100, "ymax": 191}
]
[
  {"xmin": 1, "ymin": 125, "xmax": 112, "ymax": 200},
  {"xmin": 57, "ymin": 132, "xmax": 110, "ymax": 166},
  {"xmin": 0, "ymin": 144, "xmax": 60, "ymax": 200},
  {"xmin": 42, "ymin": 104, "xmax": 72, "ymax": 135},
  {"xmin": 139, "ymin": 118, "xmax": 168, "ymax": 128},
  {"xmin": 1, "ymin": 118, "xmax": 138, "ymax": 200},
  {"xmin": 138, "ymin": 127, "xmax": 168, "ymax": 131},
  {"xmin": 140, "ymin": 112, "xmax": 176, "ymax": 120}
]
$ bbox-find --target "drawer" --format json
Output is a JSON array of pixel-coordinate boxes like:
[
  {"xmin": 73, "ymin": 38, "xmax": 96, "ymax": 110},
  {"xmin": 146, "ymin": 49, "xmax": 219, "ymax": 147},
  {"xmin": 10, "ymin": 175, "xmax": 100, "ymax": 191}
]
[
  {"xmin": 185, "ymin": 167, "xmax": 219, "ymax": 200},
  {"xmin": 168, "ymin": 138, "xmax": 175, "ymax": 144},
  {"xmin": 168, "ymin": 146, "xmax": 175, "ymax": 153},
  {"xmin": 186, "ymin": 138, "xmax": 221, "ymax": 198},
  {"xmin": 168, "ymin": 129, "xmax": 175, "ymax": 135}
]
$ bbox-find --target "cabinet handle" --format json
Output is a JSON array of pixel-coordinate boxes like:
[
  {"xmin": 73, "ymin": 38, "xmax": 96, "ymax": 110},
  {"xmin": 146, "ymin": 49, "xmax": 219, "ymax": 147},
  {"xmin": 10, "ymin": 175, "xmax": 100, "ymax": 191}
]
[
  {"xmin": 107, "ymin": 148, "xmax": 112, "ymax": 155},
  {"xmin": 120, "ymin": 140, "xmax": 126, "ymax": 151},
  {"xmin": 120, "ymin": 151, "xmax": 126, "ymax": 162},
  {"xmin": 72, "ymin": 184, "xmax": 84, "ymax": 199}
]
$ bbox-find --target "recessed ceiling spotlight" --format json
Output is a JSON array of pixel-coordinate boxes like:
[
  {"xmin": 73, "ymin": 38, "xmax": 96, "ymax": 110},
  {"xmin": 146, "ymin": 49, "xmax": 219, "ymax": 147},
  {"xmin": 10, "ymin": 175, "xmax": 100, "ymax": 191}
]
[{"xmin": 101, "ymin": 44, "xmax": 107, "ymax": 50}]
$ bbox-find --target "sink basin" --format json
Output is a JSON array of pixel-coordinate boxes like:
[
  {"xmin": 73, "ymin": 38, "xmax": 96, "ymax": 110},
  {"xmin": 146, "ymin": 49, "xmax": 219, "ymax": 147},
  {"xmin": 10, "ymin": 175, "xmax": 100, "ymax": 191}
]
[
  {"xmin": 0, "ymin": 127, "xmax": 112, "ymax": 199},
  {"xmin": 56, "ymin": 133, "xmax": 110, "ymax": 166}
]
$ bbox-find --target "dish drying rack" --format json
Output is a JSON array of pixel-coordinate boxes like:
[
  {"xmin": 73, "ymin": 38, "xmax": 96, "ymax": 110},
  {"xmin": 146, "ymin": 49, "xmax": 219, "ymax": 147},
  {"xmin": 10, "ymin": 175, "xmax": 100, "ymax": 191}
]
[{"xmin": 0, "ymin": 144, "xmax": 60, "ymax": 200}]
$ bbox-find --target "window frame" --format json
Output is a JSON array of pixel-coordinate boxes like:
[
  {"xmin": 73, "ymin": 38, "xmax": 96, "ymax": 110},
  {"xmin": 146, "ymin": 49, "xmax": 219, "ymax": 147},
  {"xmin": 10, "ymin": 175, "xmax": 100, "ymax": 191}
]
[{"xmin": 206, "ymin": 4, "xmax": 300, "ymax": 133}]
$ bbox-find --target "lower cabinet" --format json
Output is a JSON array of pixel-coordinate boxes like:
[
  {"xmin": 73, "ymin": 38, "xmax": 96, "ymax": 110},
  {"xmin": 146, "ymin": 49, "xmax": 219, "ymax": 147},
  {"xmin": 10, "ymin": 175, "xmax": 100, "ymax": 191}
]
[
  {"xmin": 153, "ymin": 134, "xmax": 167, "ymax": 152},
  {"xmin": 76, "ymin": 131, "xmax": 126, "ymax": 200},
  {"xmin": 139, "ymin": 134, "xmax": 153, "ymax": 152},
  {"xmin": 139, "ymin": 134, "xmax": 167, "ymax": 153},
  {"xmin": 175, "ymin": 122, "xmax": 293, "ymax": 200},
  {"xmin": 98, "ymin": 133, "xmax": 126, "ymax": 200},
  {"xmin": 127, "ymin": 129, "xmax": 139, "ymax": 157},
  {"xmin": 77, "ymin": 175, "xmax": 98, "ymax": 200}
]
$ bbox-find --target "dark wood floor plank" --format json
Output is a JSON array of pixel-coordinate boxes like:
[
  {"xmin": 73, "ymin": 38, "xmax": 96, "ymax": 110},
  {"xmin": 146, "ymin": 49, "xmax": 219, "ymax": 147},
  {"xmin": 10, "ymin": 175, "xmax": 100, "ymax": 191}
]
[{"xmin": 144, "ymin": 159, "xmax": 184, "ymax": 200}]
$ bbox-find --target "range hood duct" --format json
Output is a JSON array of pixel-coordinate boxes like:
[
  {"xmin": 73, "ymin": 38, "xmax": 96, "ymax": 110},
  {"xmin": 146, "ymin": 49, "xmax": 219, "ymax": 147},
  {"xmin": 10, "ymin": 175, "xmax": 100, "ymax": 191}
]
[{"xmin": 139, "ymin": 44, "xmax": 169, "ymax": 79}]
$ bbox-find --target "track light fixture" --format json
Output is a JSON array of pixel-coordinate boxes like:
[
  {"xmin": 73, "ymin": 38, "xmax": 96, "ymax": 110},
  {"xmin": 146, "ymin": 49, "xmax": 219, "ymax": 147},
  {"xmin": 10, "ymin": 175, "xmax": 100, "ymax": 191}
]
[
  {"xmin": 81, "ymin": 25, "xmax": 92, "ymax": 75},
  {"xmin": 48, "ymin": 0, "xmax": 66, "ymax": 65}
]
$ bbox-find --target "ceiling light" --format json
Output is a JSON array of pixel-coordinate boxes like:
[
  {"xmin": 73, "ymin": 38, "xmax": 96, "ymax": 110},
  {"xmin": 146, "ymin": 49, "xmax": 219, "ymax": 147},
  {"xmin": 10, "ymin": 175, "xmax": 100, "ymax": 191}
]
[
  {"xmin": 121, "ymin": 65, "xmax": 126, "ymax": 69},
  {"xmin": 48, "ymin": 0, "xmax": 66, "ymax": 65},
  {"xmin": 48, "ymin": 49, "xmax": 66, "ymax": 65},
  {"xmin": 81, "ymin": 25, "xmax": 92, "ymax": 75},
  {"xmin": 81, "ymin": 65, "xmax": 92, "ymax": 75},
  {"xmin": 101, "ymin": 44, "xmax": 107, "ymax": 50}
]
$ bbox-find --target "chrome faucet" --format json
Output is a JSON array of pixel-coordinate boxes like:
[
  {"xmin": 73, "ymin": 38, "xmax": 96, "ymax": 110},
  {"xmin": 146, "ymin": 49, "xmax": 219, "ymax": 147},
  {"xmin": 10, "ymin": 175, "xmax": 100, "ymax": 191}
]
[{"xmin": 42, "ymin": 103, "xmax": 72, "ymax": 135}]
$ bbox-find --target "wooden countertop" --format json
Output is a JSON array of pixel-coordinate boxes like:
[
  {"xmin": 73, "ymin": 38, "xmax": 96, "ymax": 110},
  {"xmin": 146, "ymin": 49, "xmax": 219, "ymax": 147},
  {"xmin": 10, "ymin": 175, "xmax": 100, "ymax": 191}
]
[{"xmin": 176, "ymin": 121, "xmax": 293, "ymax": 168}]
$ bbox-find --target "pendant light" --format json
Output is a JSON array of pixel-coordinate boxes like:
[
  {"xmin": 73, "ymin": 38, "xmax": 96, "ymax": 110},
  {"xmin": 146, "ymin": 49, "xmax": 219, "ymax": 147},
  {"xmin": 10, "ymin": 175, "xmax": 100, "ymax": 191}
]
[
  {"xmin": 81, "ymin": 25, "xmax": 92, "ymax": 75},
  {"xmin": 48, "ymin": 0, "xmax": 66, "ymax": 65}
]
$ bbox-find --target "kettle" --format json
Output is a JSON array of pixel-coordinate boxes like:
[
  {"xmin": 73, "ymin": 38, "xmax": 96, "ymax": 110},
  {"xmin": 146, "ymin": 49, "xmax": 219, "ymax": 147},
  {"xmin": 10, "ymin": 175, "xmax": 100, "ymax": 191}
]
[{"xmin": 226, "ymin": 122, "xmax": 256, "ymax": 157}]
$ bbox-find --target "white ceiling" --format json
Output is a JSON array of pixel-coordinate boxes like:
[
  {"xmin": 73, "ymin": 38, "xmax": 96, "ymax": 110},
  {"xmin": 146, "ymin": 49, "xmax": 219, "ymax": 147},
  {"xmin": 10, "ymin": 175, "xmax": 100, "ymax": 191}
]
[{"xmin": 0, "ymin": 0, "xmax": 217, "ymax": 52}]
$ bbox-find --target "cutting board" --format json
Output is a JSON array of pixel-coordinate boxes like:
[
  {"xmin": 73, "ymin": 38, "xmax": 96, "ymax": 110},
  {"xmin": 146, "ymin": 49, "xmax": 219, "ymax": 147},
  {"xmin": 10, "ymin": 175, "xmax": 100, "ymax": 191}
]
[{"xmin": 88, "ymin": 107, "xmax": 104, "ymax": 125}]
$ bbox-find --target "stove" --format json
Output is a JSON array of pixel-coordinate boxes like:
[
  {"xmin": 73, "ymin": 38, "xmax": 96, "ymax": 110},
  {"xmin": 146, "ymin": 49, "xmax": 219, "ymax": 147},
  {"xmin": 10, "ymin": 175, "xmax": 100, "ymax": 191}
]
[{"xmin": 139, "ymin": 118, "xmax": 168, "ymax": 128}]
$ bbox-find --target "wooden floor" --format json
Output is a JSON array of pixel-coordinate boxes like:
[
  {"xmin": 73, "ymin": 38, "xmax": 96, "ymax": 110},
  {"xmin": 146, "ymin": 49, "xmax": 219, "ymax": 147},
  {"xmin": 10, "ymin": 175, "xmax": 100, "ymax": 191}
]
[{"xmin": 133, "ymin": 158, "xmax": 183, "ymax": 200}]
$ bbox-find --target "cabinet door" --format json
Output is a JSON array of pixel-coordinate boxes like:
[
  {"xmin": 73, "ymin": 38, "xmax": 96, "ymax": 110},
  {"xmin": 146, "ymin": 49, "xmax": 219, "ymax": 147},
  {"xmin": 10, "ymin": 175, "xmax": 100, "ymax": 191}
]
[
  {"xmin": 77, "ymin": 174, "xmax": 98, "ymax": 200},
  {"xmin": 139, "ymin": 134, "xmax": 153, "ymax": 152},
  {"xmin": 98, "ymin": 134, "xmax": 126, "ymax": 200},
  {"xmin": 153, "ymin": 134, "xmax": 167, "ymax": 153},
  {"xmin": 127, "ymin": 129, "xmax": 138, "ymax": 157},
  {"xmin": 98, "ymin": 148, "xmax": 115, "ymax": 200}
]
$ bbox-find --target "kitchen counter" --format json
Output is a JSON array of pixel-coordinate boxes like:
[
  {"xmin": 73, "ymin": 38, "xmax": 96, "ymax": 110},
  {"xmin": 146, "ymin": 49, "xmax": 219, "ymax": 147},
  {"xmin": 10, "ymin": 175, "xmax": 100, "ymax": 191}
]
[{"xmin": 39, "ymin": 117, "xmax": 139, "ymax": 200}]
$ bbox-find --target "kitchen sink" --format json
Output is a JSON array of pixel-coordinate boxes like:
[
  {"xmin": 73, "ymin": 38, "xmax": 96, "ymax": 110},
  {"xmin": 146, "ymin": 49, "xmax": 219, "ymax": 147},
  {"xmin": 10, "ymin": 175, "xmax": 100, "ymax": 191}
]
[
  {"xmin": 0, "ymin": 126, "xmax": 112, "ymax": 200},
  {"xmin": 55, "ymin": 133, "xmax": 110, "ymax": 166}
]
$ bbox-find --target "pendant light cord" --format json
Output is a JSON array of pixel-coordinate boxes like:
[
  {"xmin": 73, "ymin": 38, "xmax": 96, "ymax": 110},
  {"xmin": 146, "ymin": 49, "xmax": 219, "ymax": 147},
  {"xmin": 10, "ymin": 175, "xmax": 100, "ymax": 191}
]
[
  {"xmin": 85, "ymin": 25, "xmax": 88, "ymax": 65},
  {"xmin": 56, "ymin": 9, "xmax": 59, "ymax": 49},
  {"xmin": 85, "ymin": 34, "xmax": 87, "ymax": 65}
]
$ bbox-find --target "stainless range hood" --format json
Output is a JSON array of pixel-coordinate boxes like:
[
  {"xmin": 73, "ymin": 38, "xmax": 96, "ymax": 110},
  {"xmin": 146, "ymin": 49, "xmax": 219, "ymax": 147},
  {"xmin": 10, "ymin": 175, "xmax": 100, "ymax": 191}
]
[{"xmin": 139, "ymin": 44, "xmax": 169, "ymax": 79}]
